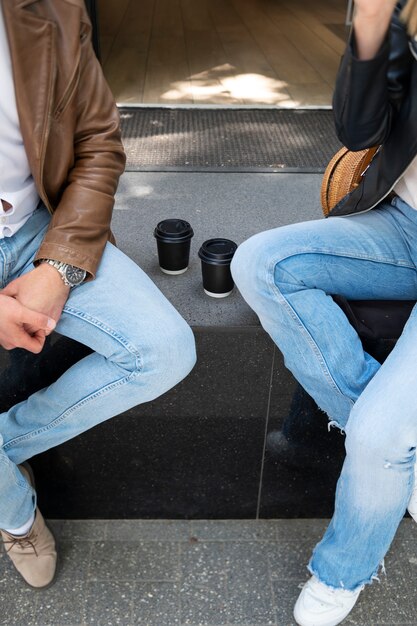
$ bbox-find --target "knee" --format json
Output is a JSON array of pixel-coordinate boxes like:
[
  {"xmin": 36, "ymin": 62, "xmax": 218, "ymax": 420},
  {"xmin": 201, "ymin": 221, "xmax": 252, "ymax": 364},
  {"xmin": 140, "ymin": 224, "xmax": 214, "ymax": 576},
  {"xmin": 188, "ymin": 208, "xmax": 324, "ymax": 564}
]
[
  {"xmin": 345, "ymin": 405, "xmax": 407, "ymax": 463},
  {"xmin": 231, "ymin": 229, "xmax": 308, "ymax": 305},
  {"xmin": 231, "ymin": 232, "xmax": 277, "ymax": 300},
  {"xmin": 146, "ymin": 315, "xmax": 196, "ymax": 391},
  {"xmin": 169, "ymin": 319, "xmax": 197, "ymax": 382}
]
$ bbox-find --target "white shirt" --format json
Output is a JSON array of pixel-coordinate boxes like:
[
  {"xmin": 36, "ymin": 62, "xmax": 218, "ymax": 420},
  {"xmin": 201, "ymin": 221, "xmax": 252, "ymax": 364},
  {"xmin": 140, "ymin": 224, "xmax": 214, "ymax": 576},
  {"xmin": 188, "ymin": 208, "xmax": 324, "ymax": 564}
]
[
  {"xmin": 0, "ymin": 3, "xmax": 39, "ymax": 238},
  {"xmin": 394, "ymin": 154, "xmax": 417, "ymax": 210}
]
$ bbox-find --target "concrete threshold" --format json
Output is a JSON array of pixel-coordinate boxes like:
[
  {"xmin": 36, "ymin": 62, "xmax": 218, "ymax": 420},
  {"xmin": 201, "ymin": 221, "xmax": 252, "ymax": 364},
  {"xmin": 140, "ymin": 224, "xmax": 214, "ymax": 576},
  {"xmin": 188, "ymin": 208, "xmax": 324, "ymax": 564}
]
[{"xmin": 1, "ymin": 519, "xmax": 415, "ymax": 625}]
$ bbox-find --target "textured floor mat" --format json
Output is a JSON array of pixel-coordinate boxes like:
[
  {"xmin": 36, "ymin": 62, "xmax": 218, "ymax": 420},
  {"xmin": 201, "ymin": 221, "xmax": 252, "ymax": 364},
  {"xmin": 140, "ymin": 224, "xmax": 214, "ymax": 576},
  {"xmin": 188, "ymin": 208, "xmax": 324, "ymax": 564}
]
[{"xmin": 119, "ymin": 108, "xmax": 342, "ymax": 172}]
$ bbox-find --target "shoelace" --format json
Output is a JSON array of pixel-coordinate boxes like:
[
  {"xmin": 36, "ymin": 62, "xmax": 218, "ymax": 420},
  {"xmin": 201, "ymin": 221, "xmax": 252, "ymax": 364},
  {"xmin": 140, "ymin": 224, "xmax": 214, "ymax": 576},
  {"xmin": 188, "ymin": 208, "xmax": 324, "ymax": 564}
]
[{"xmin": 4, "ymin": 535, "xmax": 38, "ymax": 557}]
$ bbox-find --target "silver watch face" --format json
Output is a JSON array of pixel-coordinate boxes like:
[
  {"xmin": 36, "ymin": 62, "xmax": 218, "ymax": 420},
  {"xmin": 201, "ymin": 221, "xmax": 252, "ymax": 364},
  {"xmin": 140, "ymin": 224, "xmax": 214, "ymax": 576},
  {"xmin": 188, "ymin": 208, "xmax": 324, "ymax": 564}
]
[{"xmin": 65, "ymin": 265, "xmax": 86, "ymax": 286}]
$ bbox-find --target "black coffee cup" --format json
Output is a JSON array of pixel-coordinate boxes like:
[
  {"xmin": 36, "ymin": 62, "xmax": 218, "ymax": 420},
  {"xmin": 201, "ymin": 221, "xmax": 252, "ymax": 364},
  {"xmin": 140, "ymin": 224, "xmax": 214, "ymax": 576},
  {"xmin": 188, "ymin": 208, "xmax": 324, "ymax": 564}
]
[
  {"xmin": 198, "ymin": 238, "xmax": 238, "ymax": 298},
  {"xmin": 154, "ymin": 219, "xmax": 194, "ymax": 274}
]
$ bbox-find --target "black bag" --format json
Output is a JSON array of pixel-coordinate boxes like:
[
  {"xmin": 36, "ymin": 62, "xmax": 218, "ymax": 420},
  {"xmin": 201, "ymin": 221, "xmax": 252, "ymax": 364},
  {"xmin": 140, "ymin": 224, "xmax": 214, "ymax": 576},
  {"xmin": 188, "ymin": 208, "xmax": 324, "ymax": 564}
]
[{"xmin": 333, "ymin": 296, "xmax": 416, "ymax": 341}]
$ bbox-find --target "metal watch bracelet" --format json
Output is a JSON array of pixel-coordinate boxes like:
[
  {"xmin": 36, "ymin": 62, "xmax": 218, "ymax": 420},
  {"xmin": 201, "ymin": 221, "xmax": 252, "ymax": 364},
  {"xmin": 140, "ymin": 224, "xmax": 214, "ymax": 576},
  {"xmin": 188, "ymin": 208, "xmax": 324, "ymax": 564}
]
[{"xmin": 40, "ymin": 259, "xmax": 86, "ymax": 287}]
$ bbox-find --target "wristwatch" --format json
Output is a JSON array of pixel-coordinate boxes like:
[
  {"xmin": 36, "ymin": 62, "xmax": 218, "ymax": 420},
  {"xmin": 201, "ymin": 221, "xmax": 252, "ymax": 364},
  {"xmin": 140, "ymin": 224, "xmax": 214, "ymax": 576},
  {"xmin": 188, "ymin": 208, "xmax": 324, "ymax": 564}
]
[{"xmin": 41, "ymin": 259, "xmax": 87, "ymax": 287}]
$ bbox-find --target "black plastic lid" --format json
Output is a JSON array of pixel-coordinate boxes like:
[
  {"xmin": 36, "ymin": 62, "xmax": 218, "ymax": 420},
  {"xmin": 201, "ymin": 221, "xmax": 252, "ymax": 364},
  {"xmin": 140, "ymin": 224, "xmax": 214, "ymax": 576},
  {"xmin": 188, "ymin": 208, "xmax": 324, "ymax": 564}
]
[
  {"xmin": 154, "ymin": 219, "xmax": 194, "ymax": 242},
  {"xmin": 198, "ymin": 238, "xmax": 237, "ymax": 264}
]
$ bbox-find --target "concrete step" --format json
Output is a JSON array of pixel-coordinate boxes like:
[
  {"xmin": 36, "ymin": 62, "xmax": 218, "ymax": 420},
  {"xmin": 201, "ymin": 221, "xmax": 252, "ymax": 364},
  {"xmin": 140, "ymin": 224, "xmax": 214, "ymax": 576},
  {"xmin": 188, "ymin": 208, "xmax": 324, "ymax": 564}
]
[{"xmin": 0, "ymin": 173, "xmax": 358, "ymax": 518}]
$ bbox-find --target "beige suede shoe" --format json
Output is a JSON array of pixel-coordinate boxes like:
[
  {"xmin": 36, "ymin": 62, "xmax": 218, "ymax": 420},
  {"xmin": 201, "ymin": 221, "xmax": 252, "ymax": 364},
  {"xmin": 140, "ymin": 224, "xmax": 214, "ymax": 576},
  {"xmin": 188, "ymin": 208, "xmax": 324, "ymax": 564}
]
[{"xmin": 0, "ymin": 464, "xmax": 57, "ymax": 589}]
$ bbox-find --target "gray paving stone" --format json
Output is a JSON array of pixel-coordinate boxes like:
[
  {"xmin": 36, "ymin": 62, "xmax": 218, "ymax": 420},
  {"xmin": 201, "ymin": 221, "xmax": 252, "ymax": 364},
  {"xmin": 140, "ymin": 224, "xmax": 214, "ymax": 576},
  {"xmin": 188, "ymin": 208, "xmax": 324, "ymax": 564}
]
[
  {"xmin": 0, "ymin": 582, "xmax": 39, "ymax": 626},
  {"xmin": 363, "ymin": 573, "xmax": 417, "ymax": 623},
  {"xmin": 0, "ymin": 546, "xmax": 22, "ymax": 583},
  {"xmin": 267, "ymin": 540, "xmax": 313, "ymax": 581},
  {"xmin": 273, "ymin": 519, "xmax": 328, "ymax": 544},
  {"xmin": 84, "ymin": 579, "xmax": 134, "ymax": 626},
  {"xmin": 225, "ymin": 543, "xmax": 276, "ymax": 625},
  {"xmin": 48, "ymin": 519, "xmax": 107, "ymax": 542},
  {"xmin": 190, "ymin": 520, "xmax": 277, "ymax": 542},
  {"xmin": 180, "ymin": 542, "xmax": 227, "ymax": 585},
  {"xmin": 384, "ymin": 536, "xmax": 417, "ymax": 577},
  {"xmin": 88, "ymin": 541, "xmax": 143, "ymax": 582},
  {"xmin": 225, "ymin": 542, "xmax": 271, "ymax": 582},
  {"xmin": 46, "ymin": 519, "xmax": 66, "ymax": 541},
  {"xmin": 179, "ymin": 581, "xmax": 229, "ymax": 625},
  {"xmin": 106, "ymin": 519, "xmax": 191, "ymax": 542},
  {"xmin": 89, "ymin": 541, "xmax": 180, "ymax": 582},
  {"xmin": 227, "ymin": 582, "xmax": 277, "ymax": 625},
  {"xmin": 346, "ymin": 577, "xmax": 415, "ymax": 625},
  {"xmin": 132, "ymin": 582, "xmax": 180, "ymax": 624},
  {"xmin": 34, "ymin": 579, "xmax": 85, "ymax": 625},
  {"xmin": 271, "ymin": 578, "xmax": 304, "ymax": 626},
  {"xmin": 391, "ymin": 517, "xmax": 417, "ymax": 540},
  {"xmin": 3, "ymin": 519, "xmax": 417, "ymax": 626},
  {"xmin": 179, "ymin": 542, "xmax": 230, "ymax": 624},
  {"xmin": 56, "ymin": 540, "xmax": 92, "ymax": 581}
]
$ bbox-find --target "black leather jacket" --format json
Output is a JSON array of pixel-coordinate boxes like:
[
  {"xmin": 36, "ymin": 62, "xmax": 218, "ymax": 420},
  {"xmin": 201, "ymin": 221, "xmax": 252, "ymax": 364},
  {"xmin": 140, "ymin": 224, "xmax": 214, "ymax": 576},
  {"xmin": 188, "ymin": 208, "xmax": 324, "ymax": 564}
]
[{"xmin": 329, "ymin": 1, "xmax": 417, "ymax": 217}]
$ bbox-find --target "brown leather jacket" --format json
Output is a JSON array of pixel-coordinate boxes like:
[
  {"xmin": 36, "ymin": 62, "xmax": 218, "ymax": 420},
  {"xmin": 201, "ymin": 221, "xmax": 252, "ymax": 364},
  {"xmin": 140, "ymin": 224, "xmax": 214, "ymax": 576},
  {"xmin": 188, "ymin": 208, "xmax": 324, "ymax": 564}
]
[{"xmin": 2, "ymin": 0, "xmax": 126, "ymax": 278}]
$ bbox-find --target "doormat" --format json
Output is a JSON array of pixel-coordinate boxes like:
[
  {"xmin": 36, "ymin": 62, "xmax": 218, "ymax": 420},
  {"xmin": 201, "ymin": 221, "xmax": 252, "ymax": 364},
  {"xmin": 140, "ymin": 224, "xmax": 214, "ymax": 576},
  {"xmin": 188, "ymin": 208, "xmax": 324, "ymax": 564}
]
[{"xmin": 119, "ymin": 108, "xmax": 341, "ymax": 173}]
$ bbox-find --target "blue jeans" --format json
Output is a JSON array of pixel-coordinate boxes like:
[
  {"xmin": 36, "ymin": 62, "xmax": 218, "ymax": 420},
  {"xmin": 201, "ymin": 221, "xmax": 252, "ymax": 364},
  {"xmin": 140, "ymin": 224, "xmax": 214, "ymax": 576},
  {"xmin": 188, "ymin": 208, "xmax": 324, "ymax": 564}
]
[
  {"xmin": 231, "ymin": 195, "xmax": 417, "ymax": 591},
  {"xmin": 0, "ymin": 205, "xmax": 196, "ymax": 528}
]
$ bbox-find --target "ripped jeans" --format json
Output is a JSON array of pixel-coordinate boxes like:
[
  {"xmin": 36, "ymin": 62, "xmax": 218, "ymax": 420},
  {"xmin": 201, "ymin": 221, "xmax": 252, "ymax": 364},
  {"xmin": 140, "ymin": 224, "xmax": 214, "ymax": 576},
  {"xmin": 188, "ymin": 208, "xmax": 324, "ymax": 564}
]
[{"xmin": 231, "ymin": 195, "xmax": 417, "ymax": 591}]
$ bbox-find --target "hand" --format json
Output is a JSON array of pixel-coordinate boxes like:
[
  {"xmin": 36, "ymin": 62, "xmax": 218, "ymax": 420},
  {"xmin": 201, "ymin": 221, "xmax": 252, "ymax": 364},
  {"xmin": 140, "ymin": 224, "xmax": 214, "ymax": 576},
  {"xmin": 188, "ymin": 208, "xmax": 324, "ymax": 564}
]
[
  {"xmin": 0, "ymin": 293, "xmax": 56, "ymax": 353},
  {"xmin": 1, "ymin": 264, "xmax": 70, "ymax": 352}
]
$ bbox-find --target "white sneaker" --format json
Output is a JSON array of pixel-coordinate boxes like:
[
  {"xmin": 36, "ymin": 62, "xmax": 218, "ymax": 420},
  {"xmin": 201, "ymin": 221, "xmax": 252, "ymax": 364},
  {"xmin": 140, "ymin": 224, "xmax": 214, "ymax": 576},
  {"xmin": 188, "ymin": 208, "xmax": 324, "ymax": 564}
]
[
  {"xmin": 293, "ymin": 576, "xmax": 362, "ymax": 626},
  {"xmin": 407, "ymin": 462, "xmax": 417, "ymax": 522}
]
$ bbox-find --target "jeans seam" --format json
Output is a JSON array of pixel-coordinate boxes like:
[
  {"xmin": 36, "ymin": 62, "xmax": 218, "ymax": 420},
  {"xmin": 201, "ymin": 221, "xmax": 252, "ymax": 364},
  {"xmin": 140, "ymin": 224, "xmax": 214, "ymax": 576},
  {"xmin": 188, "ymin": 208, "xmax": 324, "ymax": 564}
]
[
  {"xmin": 275, "ymin": 248, "xmax": 415, "ymax": 269},
  {"xmin": 0, "ymin": 457, "xmax": 33, "ymax": 494},
  {"xmin": 266, "ymin": 251, "xmax": 361, "ymax": 403},
  {"xmin": 63, "ymin": 305, "xmax": 143, "ymax": 371},
  {"xmin": 2, "ymin": 370, "xmax": 140, "ymax": 452}
]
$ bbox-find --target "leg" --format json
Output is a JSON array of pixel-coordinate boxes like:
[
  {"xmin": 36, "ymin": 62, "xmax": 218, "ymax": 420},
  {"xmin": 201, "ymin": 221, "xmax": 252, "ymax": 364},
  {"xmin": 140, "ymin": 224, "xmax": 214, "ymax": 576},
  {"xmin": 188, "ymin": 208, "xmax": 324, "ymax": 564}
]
[
  {"xmin": 231, "ymin": 201, "xmax": 417, "ymax": 427},
  {"xmin": 232, "ymin": 197, "xmax": 417, "ymax": 618},
  {"xmin": 0, "ymin": 238, "xmax": 196, "ymax": 528},
  {"xmin": 309, "ymin": 306, "xmax": 417, "ymax": 589}
]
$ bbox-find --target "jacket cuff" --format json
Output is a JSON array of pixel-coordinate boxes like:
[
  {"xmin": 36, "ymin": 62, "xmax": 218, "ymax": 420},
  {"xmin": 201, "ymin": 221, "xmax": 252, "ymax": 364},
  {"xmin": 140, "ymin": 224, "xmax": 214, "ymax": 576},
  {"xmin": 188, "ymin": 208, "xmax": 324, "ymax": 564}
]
[{"xmin": 34, "ymin": 243, "xmax": 98, "ymax": 280}]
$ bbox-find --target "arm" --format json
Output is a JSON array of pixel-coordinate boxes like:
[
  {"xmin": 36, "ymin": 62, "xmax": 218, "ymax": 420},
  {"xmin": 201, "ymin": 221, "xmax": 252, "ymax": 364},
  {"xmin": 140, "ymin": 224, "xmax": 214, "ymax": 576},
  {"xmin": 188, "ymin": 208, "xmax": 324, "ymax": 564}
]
[
  {"xmin": 2, "ymin": 3, "xmax": 125, "ymax": 350},
  {"xmin": 353, "ymin": 1, "xmax": 397, "ymax": 60},
  {"xmin": 34, "ymin": 3, "xmax": 126, "ymax": 279},
  {"xmin": 333, "ymin": 0, "xmax": 412, "ymax": 150}
]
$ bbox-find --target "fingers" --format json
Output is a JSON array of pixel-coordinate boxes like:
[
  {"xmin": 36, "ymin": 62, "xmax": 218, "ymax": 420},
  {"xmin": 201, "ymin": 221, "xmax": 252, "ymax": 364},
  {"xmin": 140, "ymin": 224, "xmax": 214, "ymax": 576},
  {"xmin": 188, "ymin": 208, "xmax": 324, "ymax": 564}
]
[
  {"xmin": 18, "ymin": 309, "xmax": 55, "ymax": 353},
  {"xmin": 15, "ymin": 327, "xmax": 47, "ymax": 354},
  {"xmin": 1, "ymin": 281, "xmax": 16, "ymax": 297},
  {"xmin": 1, "ymin": 327, "xmax": 46, "ymax": 353},
  {"xmin": 0, "ymin": 296, "xmax": 56, "ymax": 353},
  {"xmin": 20, "ymin": 307, "xmax": 56, "ymax": 334}
]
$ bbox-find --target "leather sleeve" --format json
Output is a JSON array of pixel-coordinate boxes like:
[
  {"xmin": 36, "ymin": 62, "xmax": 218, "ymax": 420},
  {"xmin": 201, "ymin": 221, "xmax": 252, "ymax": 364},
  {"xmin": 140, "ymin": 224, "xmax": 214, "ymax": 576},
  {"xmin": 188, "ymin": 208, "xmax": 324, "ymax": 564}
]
[
  {"xmin": 34, "ymin": 5, "xmax": 126, "ymax": 279},
  {"xmin": 333, "ymin": 3, "xmax": 412, "ymax": 150}
]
